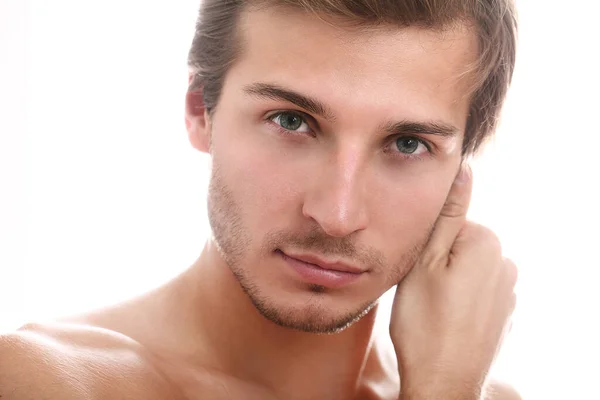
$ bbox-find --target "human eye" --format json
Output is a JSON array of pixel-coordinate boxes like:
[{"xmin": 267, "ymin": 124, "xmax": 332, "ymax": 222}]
[
  {"xmin": 268, "ymin": 111, "xmax": 313, "ymax": 135},
  {"xmin": 387, "ymin": 136, "xmax": 432, "ymax": 160}
]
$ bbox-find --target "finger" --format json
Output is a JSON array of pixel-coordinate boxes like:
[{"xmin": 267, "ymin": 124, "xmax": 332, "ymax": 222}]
[
  {"xmin": 422, "ymin": 163, "xmax": 473, "ymax": 263},
  {"xmin": 509, "ymin": 291, "xmax": 517, "ymax": 314},
  {"xmin": 494, "ymin": 316, "xmax": 514, "ymax": 361},
  {"xmin": 503, "ymin": 257, "xmax": 519, "ymax": 289}
]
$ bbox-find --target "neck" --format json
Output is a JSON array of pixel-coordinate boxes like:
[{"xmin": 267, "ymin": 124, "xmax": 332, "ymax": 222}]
[{"xmin": 170, "ymin": 240, "xmax": 380, "ymax": 399}]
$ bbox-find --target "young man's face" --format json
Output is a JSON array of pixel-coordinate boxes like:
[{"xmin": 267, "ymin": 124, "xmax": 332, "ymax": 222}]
[{"xmin": 188, "ymin": 8, "xmax": 478, "ymax": 333}]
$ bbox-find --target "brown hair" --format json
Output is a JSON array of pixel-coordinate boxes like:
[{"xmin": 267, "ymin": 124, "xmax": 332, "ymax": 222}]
[{"xmin": 187, "ymin": 0, "xmax": 517, "ymax": 155}]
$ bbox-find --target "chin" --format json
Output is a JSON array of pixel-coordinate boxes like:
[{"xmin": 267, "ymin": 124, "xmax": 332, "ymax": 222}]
[
  {"xmin": 290, "ymin": 303, "xmax": 378, "ymax": 334},
  {"xmin": 223, "ymin": 242, "xmax": 383, "ymax": 333},
  {"xmin": 242, "ymin": 282, "xmax": 379, "ymax": 334}
]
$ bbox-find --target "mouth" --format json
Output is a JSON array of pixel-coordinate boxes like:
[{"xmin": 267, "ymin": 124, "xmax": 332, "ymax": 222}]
[{"xmin": 276, "ymin": 249, "xmax": 365, "ymax": 289}]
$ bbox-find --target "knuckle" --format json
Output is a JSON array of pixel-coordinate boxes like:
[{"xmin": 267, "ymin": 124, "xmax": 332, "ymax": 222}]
[
  {"xmin": 418, "ymin": 250, "xmax": 447, "ymax": 270},
  {"xmin": 463, "ymin": 223, "xmax": 502, "ymax": 254},
  {"xmin": 509, "ymin": 292, "xmax": 517, "ymax": 312},
  {"xmin": 441, "ymin": 200, "xmax": 466, "ymax": 219},
  {"xmin": 460, "ymin": 220, "xmax": 480, "ymax": 236},
  {"xmin": 479, "ymin": 227, "xmax": 502, "ymax": 254},
  {"xmin": 504, "ymin": 258, "xmax": 519, "ymax": 287}
]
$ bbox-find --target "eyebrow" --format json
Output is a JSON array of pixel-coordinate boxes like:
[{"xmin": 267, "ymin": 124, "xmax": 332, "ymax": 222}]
[
  {"xmin": 380, "ymin": 120, "xmax": 459, "ymax": 138},
  {"xmin": 243, "ymin": 82, "xmax": 459, "ymax": 138},
  {"xmin": 243, "ymin": 83, "xmax": 336, "ymax": 121}
]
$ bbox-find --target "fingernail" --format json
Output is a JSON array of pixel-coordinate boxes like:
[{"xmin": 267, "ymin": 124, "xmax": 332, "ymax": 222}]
[{"xmin": 456, "ymin": 164, "xmax": 471, "ymax": 184}]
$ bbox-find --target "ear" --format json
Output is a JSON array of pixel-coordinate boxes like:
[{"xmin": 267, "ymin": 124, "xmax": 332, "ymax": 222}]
[{"xmin": 185, "ymin": 81, "xmax": 211, "ymax": 154}]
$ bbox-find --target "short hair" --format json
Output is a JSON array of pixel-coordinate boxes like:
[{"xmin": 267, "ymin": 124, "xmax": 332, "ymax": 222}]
[{"xmin": 188, "ymin": 0, "xmax": 517, "ymax": 155}]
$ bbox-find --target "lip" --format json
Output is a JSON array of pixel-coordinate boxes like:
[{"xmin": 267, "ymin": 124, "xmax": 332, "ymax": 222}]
[
  {"xmin": 282, "ymin": 252, "xmax": 365, "ymax": 274},
  {"xmin": 277, "ymin": 250, "xmax": 365, "ymax": 289}
]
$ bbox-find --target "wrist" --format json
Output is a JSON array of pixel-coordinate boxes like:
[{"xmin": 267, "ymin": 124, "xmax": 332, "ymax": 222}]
[
  {"xmin": 399, "ymin": 372, "xmax": 484, "ymax": 400},
  {"xmin": 399, "ymin": 386, "xmax": 482, "ymax": 400}
]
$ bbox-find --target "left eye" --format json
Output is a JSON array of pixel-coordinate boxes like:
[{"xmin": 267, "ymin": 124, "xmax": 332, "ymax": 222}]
[
  {"xmin": 394, "ymin": 137, "xmax": 429, "ymax": 155},
  {"xmin": 270, "ymin": 112, "xmax": 311, "ymax": 133}
]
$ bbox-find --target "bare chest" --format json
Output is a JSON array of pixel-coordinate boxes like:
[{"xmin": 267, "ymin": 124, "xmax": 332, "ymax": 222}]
[{"xmin": 155, "ymin": 360, "xmax": 397, "ymax": 400}]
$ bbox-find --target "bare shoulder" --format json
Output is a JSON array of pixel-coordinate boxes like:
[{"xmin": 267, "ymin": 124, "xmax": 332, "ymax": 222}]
[
  {"xmin": 485, "ymin": 379, "xmax": 522, "ymax": 400},
  {"xmin": 0, "ymin": 322, "xmax": 180, "ymax": 399}
]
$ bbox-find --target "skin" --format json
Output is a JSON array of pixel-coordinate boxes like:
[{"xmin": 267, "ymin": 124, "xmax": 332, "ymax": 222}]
[{"xmin": 0, "ymin": 7, "xmax": 520, "ymax": 400}]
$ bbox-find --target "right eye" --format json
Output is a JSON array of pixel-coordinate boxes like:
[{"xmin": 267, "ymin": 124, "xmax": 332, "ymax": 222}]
[{"xmin": 269, "ymin": 111, "xmax": 312, "ymax": 134}]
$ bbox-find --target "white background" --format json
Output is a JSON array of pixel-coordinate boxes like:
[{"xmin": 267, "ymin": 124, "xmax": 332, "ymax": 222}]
[{"xmin": 1, "ymin": 1, "xmax": 599, "ymax": 398}]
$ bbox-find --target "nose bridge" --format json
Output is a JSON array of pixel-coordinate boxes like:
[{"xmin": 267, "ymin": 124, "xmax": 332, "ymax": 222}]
[{"xmin": 303, "ymin": 143, "xmax": 369, "ymax": 237}]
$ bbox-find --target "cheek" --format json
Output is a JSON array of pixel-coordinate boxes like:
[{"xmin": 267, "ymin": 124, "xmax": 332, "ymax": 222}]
[
  {"xmin": 210, "ymin": 121, "xmax": 306, "ymax": 230},
  {"xmin": 370, "ymin": 175, "xmax": 451, "ymax": 256}
]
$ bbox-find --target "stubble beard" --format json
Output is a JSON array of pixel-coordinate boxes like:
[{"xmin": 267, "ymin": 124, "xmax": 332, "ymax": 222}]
[{"xmin": 207, "ymin": 164, "xmax": 432, "ymax": 334}]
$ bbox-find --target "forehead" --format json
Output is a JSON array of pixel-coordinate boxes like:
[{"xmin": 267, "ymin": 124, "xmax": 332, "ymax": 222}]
[{"xmin": 228, "ymin": 7, "xmax": 478, "ymax": 131}]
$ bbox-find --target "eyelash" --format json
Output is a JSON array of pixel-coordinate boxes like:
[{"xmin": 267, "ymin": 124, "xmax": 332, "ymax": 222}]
[{"xmin": 266, "ymin": 110, "xmax": 434, "ymax": 161}]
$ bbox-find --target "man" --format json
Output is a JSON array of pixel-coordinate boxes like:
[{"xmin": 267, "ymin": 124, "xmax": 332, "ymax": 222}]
[{"xmin": 0, "ymin": 0, "xmax": 520, "ymax": 398}]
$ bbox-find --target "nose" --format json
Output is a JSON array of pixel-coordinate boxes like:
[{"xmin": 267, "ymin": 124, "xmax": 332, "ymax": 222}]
[{"xmin": 302, "ymin": 148, "xmax": 369, "ymax": 238}]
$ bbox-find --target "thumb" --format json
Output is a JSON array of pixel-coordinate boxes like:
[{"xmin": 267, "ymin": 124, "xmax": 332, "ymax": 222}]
[{"xmin": 423, "ymin": 163, "xmax": 473, "ymax": 263}]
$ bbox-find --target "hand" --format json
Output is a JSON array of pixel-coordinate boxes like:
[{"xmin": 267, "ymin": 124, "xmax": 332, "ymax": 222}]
[{"xmin": 390, "ymin": 165, "xmax": 517, "ymax": 400}]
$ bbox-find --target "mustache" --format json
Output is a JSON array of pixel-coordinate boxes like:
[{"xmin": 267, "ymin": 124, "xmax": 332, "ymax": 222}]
[{"xmin": 262, "ymin": 227, "xmax": 386, "ymax": 270}]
